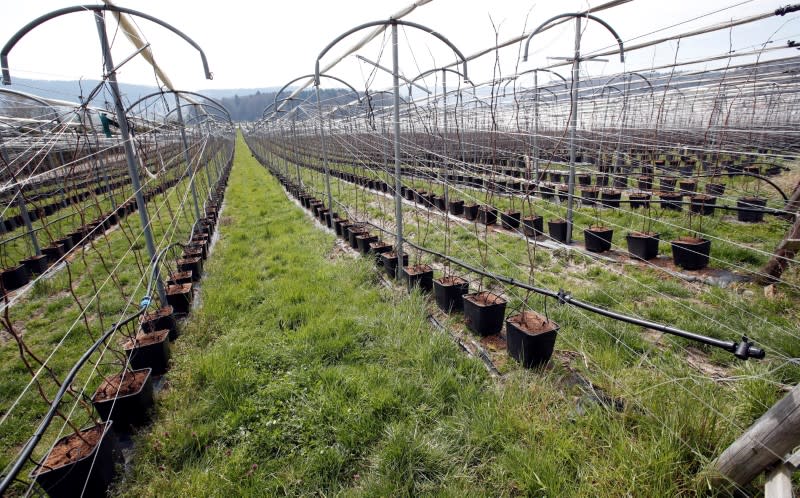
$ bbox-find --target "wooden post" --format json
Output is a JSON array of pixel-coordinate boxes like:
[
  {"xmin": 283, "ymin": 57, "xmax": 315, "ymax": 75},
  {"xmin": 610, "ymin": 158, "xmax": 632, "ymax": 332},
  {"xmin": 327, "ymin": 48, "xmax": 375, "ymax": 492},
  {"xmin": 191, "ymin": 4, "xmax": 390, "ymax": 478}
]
[
  {"xmin": 764, "ymin": 464, "xmax": 793, "ymax": 498},
  {"xmin": 711, "ymin": 383, "xmax": 800, "ymax": 489},
  {"xmin": 758, "ymin": 180, "xmax": 800, "ymax": 283}
]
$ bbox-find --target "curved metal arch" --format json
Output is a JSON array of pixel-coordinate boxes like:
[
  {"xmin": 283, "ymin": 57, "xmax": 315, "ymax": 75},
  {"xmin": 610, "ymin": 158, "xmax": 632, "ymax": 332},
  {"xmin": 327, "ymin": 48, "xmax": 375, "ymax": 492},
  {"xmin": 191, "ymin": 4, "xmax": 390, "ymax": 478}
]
[
  {"xmin": 314, "ymin": 19, "xmax": 469, "ymax": 85},
  {"xmin": 511, "ymin": 68, "xmax": 569, "ymax": 88},
  {"xmin": 2, "ymin": 4, "xmax": 212, "ymax": 85},
  {"xmin": 163, "ymin": 102, "xmax": 231, "ymax": 125},
  {"xmin": 408, "ymin": 67, "xmax": 474, "ymax": 89},
  {"xmin": 602, "ymin": 71, "xmax": 653, "ymax": 93},
  {"xmin": 125, "ymin": 90, "xmax": 230, "ymax": 121},
  {"xmin": 523, "ymin": 13, "xmax": 624, "ymax": 63},
  {"xmin": 0, "ymin": 88, "xmax": 64, "ymax": 124},
  {"xmin": 268, "ymin": 73, "xmax": 362, "ymax": 119}
]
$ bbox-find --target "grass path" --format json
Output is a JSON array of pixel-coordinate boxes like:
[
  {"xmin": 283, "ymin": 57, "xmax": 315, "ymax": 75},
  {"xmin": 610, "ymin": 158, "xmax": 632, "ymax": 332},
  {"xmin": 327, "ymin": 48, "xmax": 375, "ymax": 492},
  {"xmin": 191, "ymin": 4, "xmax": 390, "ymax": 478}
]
[{"xmin": 117, "ymin": 136, "xmax": 746, "ymax": 496}]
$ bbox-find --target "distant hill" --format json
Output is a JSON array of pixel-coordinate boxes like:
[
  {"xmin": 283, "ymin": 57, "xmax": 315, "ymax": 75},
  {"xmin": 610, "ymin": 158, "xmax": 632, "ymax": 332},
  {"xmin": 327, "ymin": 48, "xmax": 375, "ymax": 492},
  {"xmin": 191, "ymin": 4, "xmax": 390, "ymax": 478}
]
[
  {"xmin": 0, "ymin": 77, "xmax": 355, "ymax": 122},
  {"xmin": 0, "ymin": 77, "xmax": 279, "ymax": 109}
]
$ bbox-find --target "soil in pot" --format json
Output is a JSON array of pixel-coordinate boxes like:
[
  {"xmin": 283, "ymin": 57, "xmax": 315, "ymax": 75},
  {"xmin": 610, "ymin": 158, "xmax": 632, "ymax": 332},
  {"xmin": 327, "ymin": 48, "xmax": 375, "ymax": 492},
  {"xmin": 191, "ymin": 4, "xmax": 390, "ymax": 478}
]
[
  {"xmin": 167, "ymin": 270, "xmax": 193, "ymax": 286},
  {"xmin": 433, "ymin": 276, "xmax": 469, "ymax": 313},
  {"xmin": 736, "ymin": 197, "xmax": 767, "ymax": 223},
  {"xmin": 124, "ymin": 329, "xmax": 171, "ymax": 375},
  {"xmin": 522, "ymin": 216, "xmax": 544, "ymax": 237},
  {"xmin": 626, "ymin": 232, "xmax": 660, "ymax": 260},
  {"xmin": 548, "ymin": 219, "xmax": 569, "ymax": 243},
  {"xmin": 402, "ymin": 264, "xmax": 433, "ymax": 292},
  {"xmin": 500, "ymin": 211, "xmax": 521, "ymax": 230},
  {"xmin": 92, "ymin": 368, "xmax": 154, "ymax": 430},
  {"xmin": 506, "ymin": 311, "xmax": 560, "ymax": 368},
  {"xmin": 671, "ymin": 237, "xmax": 711, "ymax": 270},
  {"xmin": 463, "ymin": 291, "xmax": 507, "ymax": 336},
  {"xmin": 32, "ymin": 421, "xmax": 120, "ymax": 498},
  {"xmin": 584, "ymin": 226, "xmax": 613, "ymax": 253}
]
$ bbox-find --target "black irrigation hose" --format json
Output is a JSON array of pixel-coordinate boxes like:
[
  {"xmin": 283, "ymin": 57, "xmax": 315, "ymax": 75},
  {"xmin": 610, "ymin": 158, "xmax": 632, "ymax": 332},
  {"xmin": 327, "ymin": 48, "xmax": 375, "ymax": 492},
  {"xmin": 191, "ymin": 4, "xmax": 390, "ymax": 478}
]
[
  {"xmin": 268, "ymin": 156, "xmax": 768, "ymax": 363},
  {"xmin": 0, "ymin": 229, "xmax": 184, "ymax": 494}
]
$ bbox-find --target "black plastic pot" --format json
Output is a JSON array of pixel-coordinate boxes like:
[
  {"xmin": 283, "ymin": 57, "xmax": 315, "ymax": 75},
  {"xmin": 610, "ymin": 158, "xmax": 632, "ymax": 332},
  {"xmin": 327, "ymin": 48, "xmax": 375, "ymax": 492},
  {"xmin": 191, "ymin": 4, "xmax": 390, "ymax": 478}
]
[
  {"xmin": 584, "ymin": 227, "xmax": 613, "ymax": 253},
  {"xmin": 125, "ymin": 329, "xmax": 171, "ymax": 375},
  {"xmin": 356, "ymin": 234, "xmax": 378, "ymax": 255},
  {"xmin": 463, "ymin": 291, "xmax": 507, "ymax": 336},
  {"xmin": 500, "ymin": 211, "xmax": 521, "ymax": 230},
  {"xmin": 581, "ymin": 187, "xmax": 599, "ymax": 206},
  {"xmin": 92, "ymin": 368, "xmax": 154, "ymax": 431},
  {"xmin": 448, "ymin": 199, "xmax": 464, "ymax": 215},
  {"xmin": 463, "ymin": 204, "xmax": 479, "ymax": 221},
  {"xmin": 689, "ymin": 194, "xmax": 717, "ymax": 215},
  {"xmin": 433, "ymin": 276, "xmax": 470, "ymax": 313},
  {"xmin": 628, "ymin": 193, "xmax": 651, "ymax": 209},
  {"xmin": 381, "ymin": 252, "xmax": 408, "ymax": 279},
  {"xmin": 1, "ymin": 264, "xmax": 30, "ymax": 291},
  {"xmin": 348, "ymin": 228, "xmax": 368, "ymax": 249},
  {"xmin": 678, "ymin": 180, "xmax": 697, "ymax": 195},
  {"xmin": 659, "ymin": 192, "xmax": 683, "ymax": 211},
  {"xmin": 42, "ymin": 243, "xmax": 65, "ymax": 266},
  {"xmin": 178, "ymin": 257, "xmax": 202, "ymax": 282},
  {"xmin": 522, "ymin": 216, "xmax": 544, "ymax": 237},
  {"xmin": 705, "ymin": 182, "xmax": 726, "ymax": 196},
  {"xmin": 600, "ymin": 189, "xmax": 621, "ymax": 209},
  {"xmin": 166, "ymin": 283, "xmax": 193, "ymax": 314},
  {"xmin": 477, "ymin": 206, "xmax": 497, "ymax": 225},
  {"xmin": 548, "ymin": 219, "xmax": 569, "ymax": 243},
  {"xmin": 140, "ymin": 306, "xmax": 178, "ymax": 340},
  {"xmin": 369, "ymin": 242, "xmax": 392, "ymax": 266},
  {"xmin": 334, "ymin": 218, "xmax": 349, "ymax": 236},
  {"xmin": 21, "ymin": 254, "xmax": 49, "ymax": 276},
  {"xmin": 506, "ymin": 311, "xmax": 559, "ymax": 368},
  {"xmin": 671, "ymin": 237, "xmax": 711, "ymax": 270},
  {"xmin": 32, "ymin": 421, "xmax": 120, "ymax": 498},
  {"xmin": 626, "ymin": 232, "xmax": 660, "ymax": 260},
  {"xmin": 737, "ymin": 197, "xmax": 766, "ymax": 223},
  {"xmin": 402, "ymin": 264, "xmax": 433, "ymax": 292}
]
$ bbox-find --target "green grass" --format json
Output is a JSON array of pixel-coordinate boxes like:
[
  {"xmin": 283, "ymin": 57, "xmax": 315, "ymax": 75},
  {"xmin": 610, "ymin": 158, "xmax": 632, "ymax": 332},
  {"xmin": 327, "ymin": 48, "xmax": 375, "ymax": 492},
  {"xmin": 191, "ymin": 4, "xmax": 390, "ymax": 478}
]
[
  {"xmin": 0, "ymin": 142, "xmax": 228, "ymax": 485},
  {"xmin": 114, "ymin": 135, "xmax": 792, "ymax": 496}
]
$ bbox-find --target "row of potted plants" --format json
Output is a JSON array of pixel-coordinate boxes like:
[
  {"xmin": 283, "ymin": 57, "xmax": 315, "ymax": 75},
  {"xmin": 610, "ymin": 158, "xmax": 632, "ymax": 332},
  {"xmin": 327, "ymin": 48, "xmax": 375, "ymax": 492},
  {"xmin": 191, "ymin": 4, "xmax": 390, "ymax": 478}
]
[
  {"xmin": 269, "ymin": 168, "xmax": 561, "ymax": 372},
  {"xmin": 30, "ymin": 158, "xmax": 232, "ymax": 498}
]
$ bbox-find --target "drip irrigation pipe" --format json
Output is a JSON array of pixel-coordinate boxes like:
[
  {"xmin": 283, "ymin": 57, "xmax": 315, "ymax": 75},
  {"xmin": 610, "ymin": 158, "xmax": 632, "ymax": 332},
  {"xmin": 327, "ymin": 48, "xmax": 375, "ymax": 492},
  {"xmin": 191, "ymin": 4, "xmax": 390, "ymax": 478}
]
[
  {"xmin": 0, "ymin": 237, "xmax": 179, "ymax": 494},
  {"xmin": 301, "ymin": 176, "xmax": 766, "ymax": 362}
]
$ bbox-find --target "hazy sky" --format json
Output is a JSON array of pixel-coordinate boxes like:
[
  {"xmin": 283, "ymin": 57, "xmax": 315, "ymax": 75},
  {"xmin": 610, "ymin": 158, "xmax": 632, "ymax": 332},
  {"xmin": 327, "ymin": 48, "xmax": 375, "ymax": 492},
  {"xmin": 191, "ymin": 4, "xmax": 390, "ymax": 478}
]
[{"xmin": 1, "ymin": 0, "xmax": 797, "ymax": 99}]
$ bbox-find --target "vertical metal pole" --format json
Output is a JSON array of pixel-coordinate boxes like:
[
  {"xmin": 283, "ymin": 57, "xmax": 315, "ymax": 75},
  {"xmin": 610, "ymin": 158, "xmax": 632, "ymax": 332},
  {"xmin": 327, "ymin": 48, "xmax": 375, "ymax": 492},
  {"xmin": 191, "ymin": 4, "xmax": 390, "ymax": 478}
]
[
  {"xmin": 0, "ymin": 135, "xmax": 40, "ymax": 254},
  {"xmin": 392, "ymin": 21, "xmax": 404, "ymax": 277},
  {"xmin": 441, "ymin": 70, "xmax": 448, "ymax": 203},
  {"xmin": 315, "ymin": 85, "xmax": 334, "ymax": 213},
  {"xmin": 566, "ymin": 16, "xmax": 581, "ymax": 244},
  {"xmin": 16, "ymin": 191, "xmax": 40, "ymax": 256},
  {"xmin": 533, "ymin": 70, "xmax": 539, "ymax": 183},
  {"xmin": 174, "ymin": 94, "xmax": 202, "ymax": 221},
  {"xmin": 95, "ymin": 12, "xmax": 165, "ymax": 303}
]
